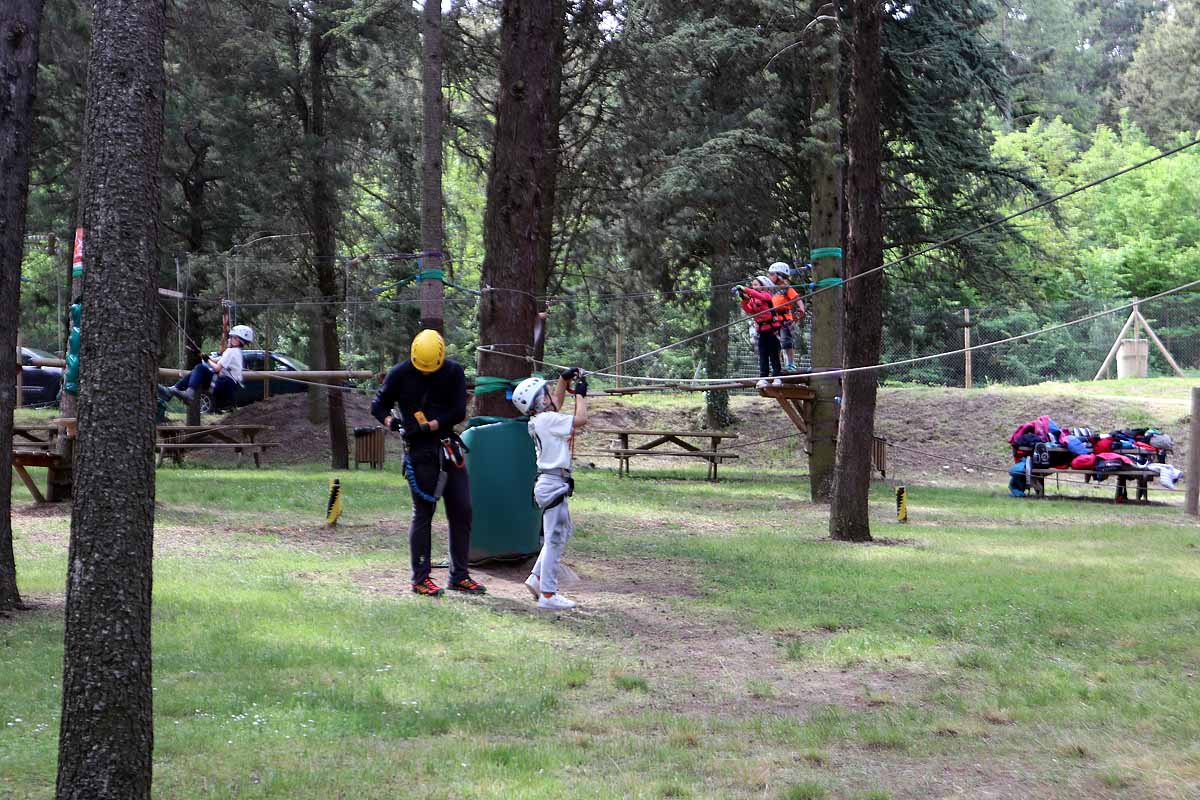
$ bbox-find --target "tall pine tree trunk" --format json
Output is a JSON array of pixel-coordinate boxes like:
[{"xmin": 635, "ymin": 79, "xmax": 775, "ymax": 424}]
[
  {"xmin": 829, "ymin": 0, "xmax": 883, "ymax": 543},
  {"xmin": 55, "ymin": 1, "xmax": 165, "ymax": 796},
  {"xmin": 476, "ymin": 0, "xmax": 564, "ymax": 417},
  {"xmin": 531, "ymin": 0, "xmax": 565, "ymax": 366},
  {"xmin": 420, "ymin": 0, "xmax": 445, "ymax": 333},
  {"xmin": 0, "ymin": 0, "xmax": 44, "ymax": 612},
  {"xmin": 807, "ymin": 0, "xmax": 843, "ymax": 503},
  {"xmin": 705, "ymin": 243, "xmax": 734, "ymax": 428},
  {"xmin": 308, "ymin": 9, "xmax": 348, "ymax": 469}
]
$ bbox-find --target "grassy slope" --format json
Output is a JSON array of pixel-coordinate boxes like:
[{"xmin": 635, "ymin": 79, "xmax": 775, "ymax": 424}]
[{"xmin": 3, "ymin": 382, "xmax": 1199, "ymax": 799}]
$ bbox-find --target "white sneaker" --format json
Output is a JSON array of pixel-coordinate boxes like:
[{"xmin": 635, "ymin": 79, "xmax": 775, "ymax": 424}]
[
  {"xmin": 756, "ymin": 379, "xmax": 769, "ymax": 389},
  {"xmin": 524, "ymin": 574, "xmax": 541, "ymax": 600},
  {"xmin": 771, "ymin": 378, "xmax": 782, "ymax": 386},
  {"xmin": 537, "ymin": 594, "xmax": 577, "ymax": 610}
]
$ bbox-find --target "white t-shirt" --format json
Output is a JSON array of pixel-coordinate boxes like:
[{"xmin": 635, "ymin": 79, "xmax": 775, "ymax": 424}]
[
  {"xmin": 216, "ymin": 347, "xmax": 244, "ymax": 385},
  {"xmin": 528, "ymin": 411, "xmax": 575, "ymax": 471}
]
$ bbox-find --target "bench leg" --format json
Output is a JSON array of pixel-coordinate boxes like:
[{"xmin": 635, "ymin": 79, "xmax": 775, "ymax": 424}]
[
  {"xmin": 1033, "ymin": 477, "xmax": 1045, "ymax": 498},
  {"xmin": 253, "ymin": 449, "xmax": 261, "ymax": 469},
  {"xmin": 12, "ymin": 465, "xmax": 46, "ymax": 504},
  {"xmin": 1115, "ymin": 476, "xmax": 1128, "ymax": 504},
  {"xmin": 1136, "ymin": 478, "xmax": 1148, "ymax": 503}
]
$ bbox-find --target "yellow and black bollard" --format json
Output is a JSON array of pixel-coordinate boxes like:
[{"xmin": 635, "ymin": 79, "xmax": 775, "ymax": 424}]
[
  {"xmin": 326, "ymin": 478, "xmax": 343, "ymax": 526},
  {"xmin": 895, "ymin": 485, "xmax": 908, "ymax": 524}
]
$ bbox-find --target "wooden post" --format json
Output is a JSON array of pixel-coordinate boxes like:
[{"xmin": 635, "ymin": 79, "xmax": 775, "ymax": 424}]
[
  {"xmin": 1134, "ymin": 308, "xmax": 1187, "ymax": 378},
  {"xmin": 1187, "ymin": 387, "xmax": 1199, "ymax": 517},
  {"xmin": 615, "ymin": 328, "xmax": 622, "ymax": 388},
  {"xmin": 962, "ymin": 308, "xmax": 972, "ymax": 389},
  {"xmin": 263, "ymin": 314, "xmax": 271, "ymax": 401},
  {"xmin": 15, "ymin": 333, "xmax": 23, "ymax": 409}
]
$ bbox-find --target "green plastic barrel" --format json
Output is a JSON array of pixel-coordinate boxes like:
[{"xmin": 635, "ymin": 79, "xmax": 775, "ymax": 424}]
[{"xmin": 461, "ymin": 416, "xmax": 541, "ymax": 563}]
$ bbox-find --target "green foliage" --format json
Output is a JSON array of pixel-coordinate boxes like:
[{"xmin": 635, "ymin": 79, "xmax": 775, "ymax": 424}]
[
  {"xmin": 1122, "ymin": 0, "xmax": 1200, "ymax": 143},
  {"xmin": 992, "ymin": 116, "xmax": 1200, "ymax": 298}
]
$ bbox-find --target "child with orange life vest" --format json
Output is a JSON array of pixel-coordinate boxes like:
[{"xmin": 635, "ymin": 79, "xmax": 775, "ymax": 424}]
[
  {"xmin": 767, "ymin": 262, "xmax": 806, "ymax": 372},
  {"xmin": 734, "ymin": 276, "xmax": 783, "ymax": 387}
]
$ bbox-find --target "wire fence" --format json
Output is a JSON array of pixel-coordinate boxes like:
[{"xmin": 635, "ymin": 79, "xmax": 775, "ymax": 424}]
[{"xmin": 16, "ymin": 243, "xmax": 1200, "ymax": 392}]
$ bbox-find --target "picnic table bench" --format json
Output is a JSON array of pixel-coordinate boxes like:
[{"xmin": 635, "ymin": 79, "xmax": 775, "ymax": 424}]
[
  {"xmin": 156, "ymin": 424, "xmax": 276, "ymax": 468},
  {"xmin": 595, "ymin": 428, "xmax": 739, "ymax": 482},
  {"xmin": 1013, "ymin": 445, "xmax": 1164, "ymax": 503},
  {"xmin": 11, "ymin": 424, "xmax": 73, "ymax": 502}
]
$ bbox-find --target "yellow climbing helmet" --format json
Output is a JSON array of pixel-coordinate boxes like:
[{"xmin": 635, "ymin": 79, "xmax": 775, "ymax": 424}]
[{"xmin": 410, "ymin": 329, "xmax": 445, "ymax": 373}]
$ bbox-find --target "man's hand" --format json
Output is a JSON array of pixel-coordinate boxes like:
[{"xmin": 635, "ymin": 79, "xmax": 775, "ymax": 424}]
[
  {"xmin": 418, "ymin": 419, "xmax": 439, "ymax": 434},
  {"xmin": 386, "ymin": 416, "xmax": 403, "ymax": 432},
  {"xmin": 574, "ymin": 376, "xmax": 588, "ymax": 397}
]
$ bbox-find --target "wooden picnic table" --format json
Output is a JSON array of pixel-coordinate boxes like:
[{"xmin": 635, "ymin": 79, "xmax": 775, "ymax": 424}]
[
  {"xmin": 156, "ymin": 424, "xmax": 276, "ymax": 468},
  {"xmin": 1012, "ymin": 445, "xmax": 1167, "ymax": 503},
  {"xmin": 594, "ymin": 428, "xmax": 740, "ymax": 482},
  {"xmin": 11, "ymin": 424, "xmax": 71, "ymax": 502}
]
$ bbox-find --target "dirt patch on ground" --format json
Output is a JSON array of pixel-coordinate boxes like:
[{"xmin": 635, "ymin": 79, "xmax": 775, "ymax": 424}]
[
  {"xmin": 0, "ymin": 593, "xmax": 65, "ymax": 623},
  {"xmin": 161, "ymin": 384, "xmax": 1189, "ymax": 480},
  {"xmin": 350, "ymin": 553, "xmax": 928, "ymax": 723},
  {"xmin": 179, "ymin": 393, "xmax": 404, "ymax": 465}
]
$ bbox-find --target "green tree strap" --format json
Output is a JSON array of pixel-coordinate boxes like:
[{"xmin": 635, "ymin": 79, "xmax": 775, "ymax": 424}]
[
  {"xmin": 64, "ymin": 302, "xmax": 82, "ymax": 395},
  {"xmin": 415, "ymin": 269, "xmax": 445, "ymax": 282},
  {"xmin": 810, "ymin": 247, "xmax": 843, "ymax": 260},
  {"xmin": 473, "ymin": 376, "xmax": 522, "ymax": 396},
  {"xmin": 815, "ymin": 277, "xmax": 844, "ymax": 288}
]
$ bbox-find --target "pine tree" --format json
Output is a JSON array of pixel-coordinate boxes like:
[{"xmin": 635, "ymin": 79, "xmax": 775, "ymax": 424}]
[
  {"xmin": 1122, "ymin": 0, "xmax": 1200, "ymax": 143},
  {"xmin": 476, "ymin": 0, "xmax": 566, "ymax": 417},
  {"xmin": 55, "ymin": 0, "xmax": 165, "ymax": 796},
  {"xmin": 829, "ymin": 0, "xmax": 883, "ymax": 543},
  {"xmin": 0, "ymin": 0, "xmax": 45, "ymax": 612}
]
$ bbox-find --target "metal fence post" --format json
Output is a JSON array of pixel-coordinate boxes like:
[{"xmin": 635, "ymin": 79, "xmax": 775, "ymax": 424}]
[
  {"xmin": 1187, "ymin": 387, "xmax": 1199, "ymax": 518},
  {"xmin": 963, "ymin": 307, "xmax": 972, "ymax": 389}
]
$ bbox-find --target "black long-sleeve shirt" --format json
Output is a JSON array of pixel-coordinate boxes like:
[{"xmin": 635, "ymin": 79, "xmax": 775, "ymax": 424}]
[{"xmin": 371, "ymin": 359, "xmax": 467, "ymax": 445}]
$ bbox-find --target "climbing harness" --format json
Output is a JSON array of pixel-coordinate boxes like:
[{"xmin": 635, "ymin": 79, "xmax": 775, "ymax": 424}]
[{"xmin": 403, "ymin": 433, "xmax": 468, "ymax": 505}]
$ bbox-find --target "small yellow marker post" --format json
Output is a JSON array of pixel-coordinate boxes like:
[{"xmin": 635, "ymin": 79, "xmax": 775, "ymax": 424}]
[
  {"xmin": 896, "ymin": 486, "xmax": 908, "ymax": 524},
  {"xmin": 326, "ymin": 478, "xmax": 343, "ymax": 526}
]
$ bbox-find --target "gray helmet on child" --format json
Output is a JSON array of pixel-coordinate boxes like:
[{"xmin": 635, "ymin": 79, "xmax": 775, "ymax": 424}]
[
  {"xmin": 512, "ymin": 377, "xmax": 549, "ymax": 415},
  {"xmin": 768, "ymin": 262, "xmax": 791, "ymax": 277},
  {"xmin": 229, "ymin": 324, "xmax": 255, "ymax": 343}
]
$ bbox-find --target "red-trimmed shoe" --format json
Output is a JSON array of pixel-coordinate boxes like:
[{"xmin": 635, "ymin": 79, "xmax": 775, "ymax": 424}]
[
  {"xmin": 412, "ymin": 577, "xmax": 444, "ymax": 597},
  {"xmin": 448, "ymin": 577, "xmax": 487, "ymax": 595}
]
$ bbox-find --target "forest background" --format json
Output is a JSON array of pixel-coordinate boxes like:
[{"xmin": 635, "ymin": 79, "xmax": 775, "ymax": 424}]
[{"xmin": 16, "ymin": 0, "xmax": 1200, "ymax": 397}]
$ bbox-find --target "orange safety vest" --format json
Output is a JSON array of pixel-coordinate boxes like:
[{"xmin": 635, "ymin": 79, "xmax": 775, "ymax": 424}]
[{"xmin": 772, "ymin": 287, "xmax": 804, "ymax": 322}]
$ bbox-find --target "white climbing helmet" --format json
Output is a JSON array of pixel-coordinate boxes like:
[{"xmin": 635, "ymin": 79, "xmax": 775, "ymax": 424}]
[
  {"xmin": 511, "ymin": 376, "xmax": 549, "ymax": 415},
  {"xmin": 768, "ymin": 261, "xmax": 791, "ymax": 277},
  {"xmin": 752, "ymin": 275, "xmax": 773, "ymax": 288},
  {"xmin": 229, "ymin": 324, "xmax": 255, "ymax": 343}
]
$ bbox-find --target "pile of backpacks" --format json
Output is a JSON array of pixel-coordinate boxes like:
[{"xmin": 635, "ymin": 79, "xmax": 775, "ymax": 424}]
[{"xmin": 1007, "ymin": 415, "xmax": 1182, "ymax": 496}]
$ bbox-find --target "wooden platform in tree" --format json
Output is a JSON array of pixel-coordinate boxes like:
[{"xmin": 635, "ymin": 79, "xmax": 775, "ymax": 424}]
[{"xmin": 757, "ymin": 383, "xmax": 887, "ymax": 478}]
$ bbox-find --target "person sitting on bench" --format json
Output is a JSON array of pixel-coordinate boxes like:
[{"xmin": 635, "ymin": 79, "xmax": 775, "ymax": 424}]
[{"xmin": 159, "ymin": 325, "xmax": 253, "ymax": 412}]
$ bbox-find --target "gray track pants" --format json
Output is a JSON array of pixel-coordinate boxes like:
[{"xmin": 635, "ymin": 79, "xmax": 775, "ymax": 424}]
[{"xmin": 532, "ymin": 473, "xmax": 573, "ymax": 594}]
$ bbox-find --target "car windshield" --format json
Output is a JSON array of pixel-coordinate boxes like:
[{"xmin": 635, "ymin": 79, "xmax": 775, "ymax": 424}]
[{"xmin": 275, "ymin": 353, "xmax": 309, "ymax": 370}]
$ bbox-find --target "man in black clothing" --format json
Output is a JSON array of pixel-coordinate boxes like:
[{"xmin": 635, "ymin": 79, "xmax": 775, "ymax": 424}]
[{"xmin": 371, "ymin": 329, "xmax": 486, "ymax": 597}]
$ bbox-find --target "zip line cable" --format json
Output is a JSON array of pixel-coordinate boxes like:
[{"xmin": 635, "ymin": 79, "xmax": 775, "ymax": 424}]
[
  {"xmin": 582, "ymin": 134, "xmax": 1200, "ymax": 375},
  {"xmin": 477, "ymin": 275, "xmax": 1200, "ymax": 387}
]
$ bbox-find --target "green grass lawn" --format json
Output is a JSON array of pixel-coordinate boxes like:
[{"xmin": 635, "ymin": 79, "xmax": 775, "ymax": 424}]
[{"xmin": 4, "ymin": 459, "xmax": 1200, "ymax": 798}]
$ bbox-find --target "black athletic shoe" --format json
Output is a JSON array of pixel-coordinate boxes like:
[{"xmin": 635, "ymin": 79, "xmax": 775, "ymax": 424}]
[
  {"xmin": 448, "ymin": 577, "xmax": 487, "ymax": 595},
  {"xmin": 412, "ymin": 578, "xmax": 444, "ymax": 597},
  {"xmin": 170, "ymin": 387, "xmax": 195, "ymax": 403}
]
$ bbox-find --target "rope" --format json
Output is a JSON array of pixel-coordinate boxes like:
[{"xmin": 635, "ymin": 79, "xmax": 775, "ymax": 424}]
[
  {"xmin": 404, "ymin": 456, "xmax": 440, "ymax": 504},
  {"xmin": 478, "ymin": 274, "xmax": 1200, "ymax": 388},
  {"xmin": 577, "ymin": 134, "xmax": 1200, "ymax": 375}
]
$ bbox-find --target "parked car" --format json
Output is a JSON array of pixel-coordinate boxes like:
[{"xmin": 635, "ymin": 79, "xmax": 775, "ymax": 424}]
[
  {"xmin": 18, "ymin": 347, "xmax": 62, "ymax": 408},
  {"xmin": 196, "ymin": 350, "xmax": 318, "ymax": 413}
]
